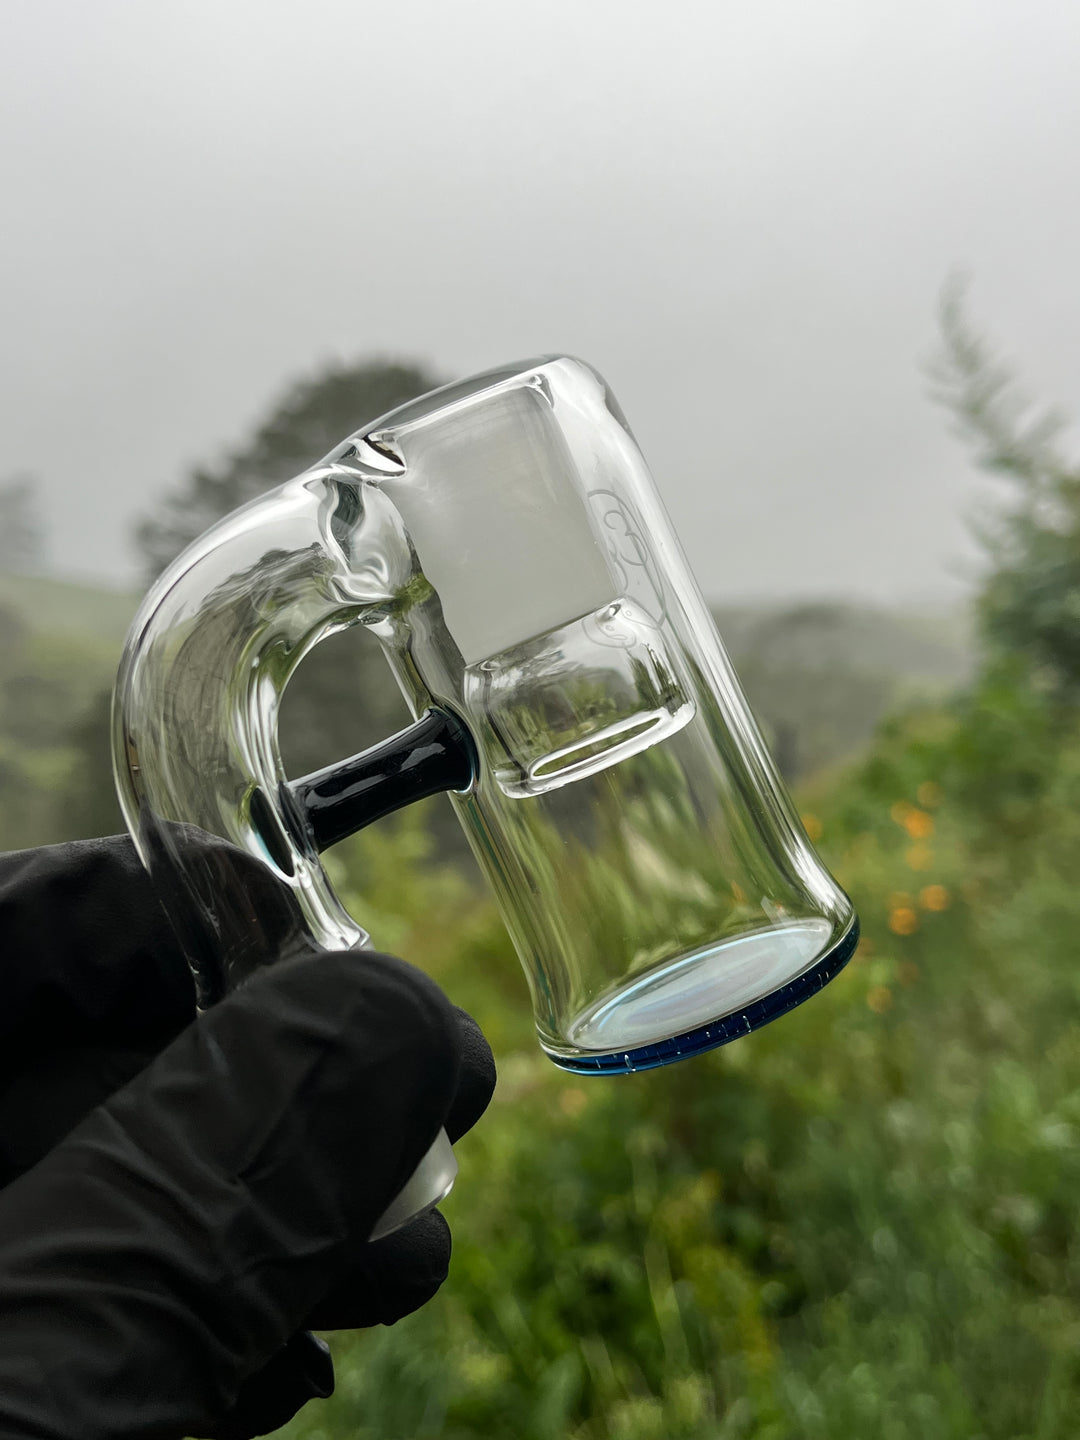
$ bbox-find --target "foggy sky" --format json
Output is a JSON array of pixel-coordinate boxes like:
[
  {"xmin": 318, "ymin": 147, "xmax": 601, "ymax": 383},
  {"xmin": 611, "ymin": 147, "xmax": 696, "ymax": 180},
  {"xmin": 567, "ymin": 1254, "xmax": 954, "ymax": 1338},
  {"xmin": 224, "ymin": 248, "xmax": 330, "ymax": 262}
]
[{"xmin": 2, "ymin": 0, "xmax": 1079, "ymax": 607}]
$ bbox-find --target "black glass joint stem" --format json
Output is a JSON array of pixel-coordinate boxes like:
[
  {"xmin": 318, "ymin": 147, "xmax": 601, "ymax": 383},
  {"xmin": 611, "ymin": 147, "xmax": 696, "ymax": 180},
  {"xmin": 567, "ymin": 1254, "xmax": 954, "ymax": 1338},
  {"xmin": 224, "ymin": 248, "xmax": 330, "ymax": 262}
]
[{"xmin": 288, "ymin": 708, "xmax": 476, "ymax": 854}]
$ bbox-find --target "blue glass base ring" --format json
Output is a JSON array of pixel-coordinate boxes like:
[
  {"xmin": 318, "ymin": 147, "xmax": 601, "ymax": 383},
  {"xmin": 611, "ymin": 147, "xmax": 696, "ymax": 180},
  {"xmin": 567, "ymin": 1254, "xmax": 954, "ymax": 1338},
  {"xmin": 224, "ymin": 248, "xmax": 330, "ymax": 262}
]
[{"xmin": 545, "ymin": 915, "xmax": 860, "ymax": 1075}]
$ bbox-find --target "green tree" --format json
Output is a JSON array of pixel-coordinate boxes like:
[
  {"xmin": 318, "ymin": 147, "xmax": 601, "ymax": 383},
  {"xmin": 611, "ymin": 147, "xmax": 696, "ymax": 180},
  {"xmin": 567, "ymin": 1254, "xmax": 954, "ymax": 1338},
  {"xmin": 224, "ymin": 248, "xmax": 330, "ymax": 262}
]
[
  {"xmin": 137, "ymin": 358, "xmax": 442, "ymax": 578},
  {"xmin": 0, "ymin": 473, "xmax": 45, "ymax": 575},
  {"xmin": 931, "ymin": 279, "xmax": 1080, "ymax": 696}
]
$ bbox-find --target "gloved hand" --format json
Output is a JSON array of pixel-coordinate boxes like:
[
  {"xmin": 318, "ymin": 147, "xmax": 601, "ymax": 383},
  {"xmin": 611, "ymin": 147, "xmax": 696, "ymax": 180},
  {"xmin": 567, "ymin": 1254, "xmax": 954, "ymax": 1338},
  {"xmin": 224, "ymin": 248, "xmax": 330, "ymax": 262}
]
[{"xmin": 0, "ymin": 836, "xmax": 496, "ymax": 1440}]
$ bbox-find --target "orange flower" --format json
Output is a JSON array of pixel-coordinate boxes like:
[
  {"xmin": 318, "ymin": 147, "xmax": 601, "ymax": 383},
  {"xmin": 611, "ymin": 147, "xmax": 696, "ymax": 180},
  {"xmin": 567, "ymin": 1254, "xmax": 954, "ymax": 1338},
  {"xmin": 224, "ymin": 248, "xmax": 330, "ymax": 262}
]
[
  {"xmin": 801, "ymin": 813, "xmax": 823, "ymax": 841},
  {"xmin": 920, "ymin": 884, "xmax": 950, "ymax": 912},
  {"xmin": 889, "ymin": 906, "xmax": 918, "ymax": 935},
  {"xmin": 903, "ymin": 809, "xmax": 934, "ymax": 840}
]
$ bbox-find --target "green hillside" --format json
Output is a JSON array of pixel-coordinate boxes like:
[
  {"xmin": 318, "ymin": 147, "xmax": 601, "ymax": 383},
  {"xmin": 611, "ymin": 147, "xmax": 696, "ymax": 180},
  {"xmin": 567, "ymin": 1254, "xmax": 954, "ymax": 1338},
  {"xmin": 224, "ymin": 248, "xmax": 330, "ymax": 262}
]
[
  {"xmin": 715, "ymin": 599, "xmax": 974, "ymax": 780},
  {"xmin": 0, "ymin": 572, "xmax": 136, "ymax": 648},
  {"xmin": 715, "ymin": 600, "xmax": 972, "ymax": 687},
  {"xmin": 0, "ymin": 572, "xmax": 975, "ymax": 853},
  {"xmin": 0, "ymin": 574, "xmax": 137, "ymax": 848}
]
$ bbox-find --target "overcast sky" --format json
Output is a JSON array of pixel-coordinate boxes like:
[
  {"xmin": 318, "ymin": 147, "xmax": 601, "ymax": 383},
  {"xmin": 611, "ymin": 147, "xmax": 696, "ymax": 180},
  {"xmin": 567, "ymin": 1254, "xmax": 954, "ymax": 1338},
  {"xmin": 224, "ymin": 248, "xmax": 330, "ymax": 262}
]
[{"xmin": 1, "ymin": 0, "xmax": 1078, "ymax": 608}]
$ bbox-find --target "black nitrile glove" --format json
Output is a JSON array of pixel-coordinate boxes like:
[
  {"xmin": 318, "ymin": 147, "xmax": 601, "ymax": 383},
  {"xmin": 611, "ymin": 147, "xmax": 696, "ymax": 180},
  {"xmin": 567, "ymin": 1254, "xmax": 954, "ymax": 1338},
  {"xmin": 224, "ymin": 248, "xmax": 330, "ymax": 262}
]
[{"xmin": 0, "ymin": 837, "xmax": 496, "ymax": 1440}]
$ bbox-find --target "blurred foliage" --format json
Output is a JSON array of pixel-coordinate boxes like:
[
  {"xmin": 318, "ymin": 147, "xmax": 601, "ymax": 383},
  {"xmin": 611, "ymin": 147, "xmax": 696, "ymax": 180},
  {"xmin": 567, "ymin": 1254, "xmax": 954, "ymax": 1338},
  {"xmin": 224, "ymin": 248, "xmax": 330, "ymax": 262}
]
[
  {"xmin": 932, "ymin": 277, "xmax": 1080, "ymax": 700},
  {"xmin": 3, "ymin": 316, "xmax": 1080, "ymax": 1433}
]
